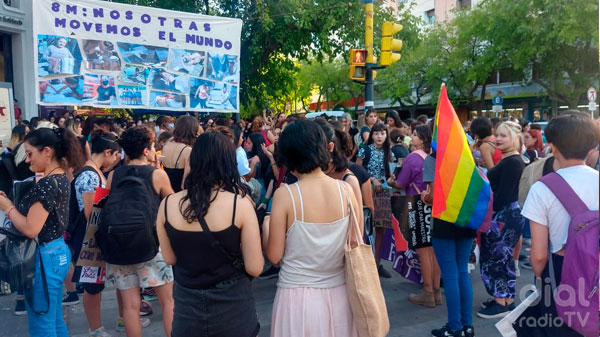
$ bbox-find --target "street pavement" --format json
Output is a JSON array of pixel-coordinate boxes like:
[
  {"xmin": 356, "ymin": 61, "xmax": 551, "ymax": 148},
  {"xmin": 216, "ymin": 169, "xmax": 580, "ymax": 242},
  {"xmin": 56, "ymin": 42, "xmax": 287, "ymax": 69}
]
[{"xmin": 0, "ymin": 260, "xmax": 534, "ymax": 337}]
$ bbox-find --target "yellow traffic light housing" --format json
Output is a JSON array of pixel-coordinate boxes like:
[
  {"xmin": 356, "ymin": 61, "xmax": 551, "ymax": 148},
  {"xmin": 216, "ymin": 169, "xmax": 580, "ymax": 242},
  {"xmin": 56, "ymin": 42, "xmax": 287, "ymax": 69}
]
[
  {"xmin": 349, "ymin": 65, "xmax": 366, "ymax": 81},
  {"xmin": 350, "ymin": 49, "xmax": 367, "ymax": 66},
  {"xmin": 381, "ymin": 22, "xmax": 403, "ymax": 66}
]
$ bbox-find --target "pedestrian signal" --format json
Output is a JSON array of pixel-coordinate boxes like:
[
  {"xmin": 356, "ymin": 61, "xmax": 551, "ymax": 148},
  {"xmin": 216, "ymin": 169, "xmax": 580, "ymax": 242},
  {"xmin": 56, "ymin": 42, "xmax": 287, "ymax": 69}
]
[
  {"xmin": 381, "ymin": 22, "xmax": 403, "ymax": 66},
  {"xmin": 349, "ymin": 65, "xmax": 366, "ymax": 81},
  {"xmin": 350, "ymin": 49, "xmax": 367, "ymax": 66}
]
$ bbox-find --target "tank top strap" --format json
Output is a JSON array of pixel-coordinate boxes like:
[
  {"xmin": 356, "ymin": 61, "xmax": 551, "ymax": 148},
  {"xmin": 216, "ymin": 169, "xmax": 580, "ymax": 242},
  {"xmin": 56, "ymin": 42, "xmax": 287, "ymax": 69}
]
[
  {"xmin": 294, "ymin": 183, "xmax": 305, "ymax": 222},
  {"xmin": 283, "ymin": 184, "xmax": 298, "ymax": 222},
  {"xmin": 174, "ymin": 145, "xmax": 189, "ymax": 167},
  {"xmin": 336, "ymin": 180, "xmax": 345, "ymax": 218}
]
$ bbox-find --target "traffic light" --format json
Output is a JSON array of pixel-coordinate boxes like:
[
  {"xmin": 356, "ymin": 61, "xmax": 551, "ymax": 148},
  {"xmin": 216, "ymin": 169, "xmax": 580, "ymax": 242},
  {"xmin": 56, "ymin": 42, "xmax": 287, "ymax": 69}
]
[
  {"xmin": 349, "ymin": 49, "xmax": 367, "ymax": 81},
  {"xmin": 350, "ymin": 49, "xmax": 367, "ymax": 66},
  {"xmin": 380, "ymin": 22, "xmax": 403, "ymax": 66}
]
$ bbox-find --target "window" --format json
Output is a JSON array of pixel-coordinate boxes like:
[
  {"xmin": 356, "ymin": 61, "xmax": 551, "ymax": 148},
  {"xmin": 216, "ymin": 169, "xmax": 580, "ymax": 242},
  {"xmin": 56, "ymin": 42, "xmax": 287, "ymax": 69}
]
[
  {"xmin": 425, "ymin": 9, "xmax": 435, "ymax": 24},
  {"xmin": 3, "ymin": 0, "xmax": 20, "ymax": 8}
]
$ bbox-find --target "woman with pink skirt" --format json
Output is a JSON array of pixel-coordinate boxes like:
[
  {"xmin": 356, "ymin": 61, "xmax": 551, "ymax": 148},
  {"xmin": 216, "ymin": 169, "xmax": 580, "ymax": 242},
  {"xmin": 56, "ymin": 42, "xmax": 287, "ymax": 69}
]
[{"xmin": 265, "ymin": 120, "xmax": 362, "ymax": 337}]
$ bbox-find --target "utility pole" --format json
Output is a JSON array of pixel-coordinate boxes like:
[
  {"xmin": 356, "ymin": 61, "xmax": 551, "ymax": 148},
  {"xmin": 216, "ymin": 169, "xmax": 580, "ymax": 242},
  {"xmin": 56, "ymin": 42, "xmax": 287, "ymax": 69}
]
[{"xmin": 364, "ymin": 0, "xmax": 375, "ymax": 111}]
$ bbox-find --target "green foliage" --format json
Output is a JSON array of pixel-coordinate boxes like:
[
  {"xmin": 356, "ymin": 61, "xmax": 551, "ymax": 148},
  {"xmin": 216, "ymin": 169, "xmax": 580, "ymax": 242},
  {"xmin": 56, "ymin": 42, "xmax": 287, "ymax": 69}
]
[{"xmin": 378, "ymin": 0, "xmax": 599, "ymax": 112}]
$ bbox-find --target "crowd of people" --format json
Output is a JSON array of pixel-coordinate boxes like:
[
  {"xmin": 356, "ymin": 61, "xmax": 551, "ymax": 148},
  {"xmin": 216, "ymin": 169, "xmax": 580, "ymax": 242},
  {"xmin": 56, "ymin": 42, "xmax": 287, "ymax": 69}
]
[{"xmin": 0, "ymin": 107, "xmax": 598, "ymax": 337}]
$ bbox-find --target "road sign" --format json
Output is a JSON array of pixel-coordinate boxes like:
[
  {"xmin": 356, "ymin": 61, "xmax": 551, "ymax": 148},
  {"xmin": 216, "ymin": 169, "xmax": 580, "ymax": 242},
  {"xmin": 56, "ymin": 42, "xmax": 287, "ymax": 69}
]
[
  {"xmin": 492, "ymin": 105, "xmax": 502, "ymax": 116},
  {"xmin": 587, "ymin": 87, "xmax": 597, "ymax": 102},
  {"xmin": 589, "ymin": 102, "xmax": 596, "ymax": 112},
  {"xmin": 492, "ymin": 95, "xmax": 503, "ymax": 105}
]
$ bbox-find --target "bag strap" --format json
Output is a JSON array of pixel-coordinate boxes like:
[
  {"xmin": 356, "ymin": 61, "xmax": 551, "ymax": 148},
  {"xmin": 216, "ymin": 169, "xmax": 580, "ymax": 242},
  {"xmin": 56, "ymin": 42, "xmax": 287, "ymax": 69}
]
[
  {"xmin": 539, "ymin": 172, "xmax": 589, "ymax": 216},
  {"xmin": 198, "ymin": 193, "xmax": 238, "ymax": 266},
  {"xmin": 341, "ymin": 183, "xmax": 362, "ymax": 247},
  {"xmin": 410, "ymin": 182, "xmax": 423, "ymax": 195},
  {"xmin": 25, "ymin": 242, "xmax": 49, "ymax": 315}
]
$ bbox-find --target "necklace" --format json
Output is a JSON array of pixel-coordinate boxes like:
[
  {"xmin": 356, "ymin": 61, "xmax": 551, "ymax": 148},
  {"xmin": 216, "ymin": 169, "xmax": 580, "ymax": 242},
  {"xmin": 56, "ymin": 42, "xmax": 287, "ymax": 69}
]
[{"xmin": 45, "ymin": 166, "xmax": 62, "ymax": 176}]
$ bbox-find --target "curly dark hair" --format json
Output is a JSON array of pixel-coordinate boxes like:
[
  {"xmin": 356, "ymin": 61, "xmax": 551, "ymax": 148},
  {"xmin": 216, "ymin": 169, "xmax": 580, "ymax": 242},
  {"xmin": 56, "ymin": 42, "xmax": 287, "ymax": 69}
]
[
  {"xmin": 181, "ymin": 132, "xmax": 248, "ymax": 222},
  {"xmin": 118, "ymin": 126, "xmax": 152, "ymax": 160}
]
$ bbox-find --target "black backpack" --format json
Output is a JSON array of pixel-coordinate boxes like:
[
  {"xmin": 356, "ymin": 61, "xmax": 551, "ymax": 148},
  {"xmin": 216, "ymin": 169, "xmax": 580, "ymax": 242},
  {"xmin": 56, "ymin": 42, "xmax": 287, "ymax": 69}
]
[
  {"xmin": 0, "ymin": 144, "xmax": 34, "ymax": 199},
  {"xmin": 0, "ymin": 151, "xmax": 18, "ymax": 198},
  {"xmin": 96, "ymin": 165, "xmax": 159, "ymax": 265}
]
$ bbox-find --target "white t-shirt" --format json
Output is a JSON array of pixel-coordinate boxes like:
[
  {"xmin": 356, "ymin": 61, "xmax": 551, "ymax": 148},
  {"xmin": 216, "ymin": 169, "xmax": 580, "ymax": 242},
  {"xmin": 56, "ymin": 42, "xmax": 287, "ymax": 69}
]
[
  {"xmin": 236, "ymin": 146, "xmax": 251, "ymax": 176},
  {"xmin": 521, "ymin": 165, "xmax": 599, "ymax": 253}
]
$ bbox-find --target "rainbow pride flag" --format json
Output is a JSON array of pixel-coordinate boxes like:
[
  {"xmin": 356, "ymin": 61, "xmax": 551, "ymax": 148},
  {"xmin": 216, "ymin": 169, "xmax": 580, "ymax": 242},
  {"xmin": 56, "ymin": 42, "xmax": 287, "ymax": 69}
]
[{"xmin": 431, "ymin": 84, "xmax": 492, "ymax": 230}]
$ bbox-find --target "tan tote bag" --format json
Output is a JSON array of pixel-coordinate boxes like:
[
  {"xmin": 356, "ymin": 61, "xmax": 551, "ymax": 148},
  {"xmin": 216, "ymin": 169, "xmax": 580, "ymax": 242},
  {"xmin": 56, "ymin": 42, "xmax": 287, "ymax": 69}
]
[{"xmin": 344, "ymin": 185, "xmax": 390, "ymax": 337}]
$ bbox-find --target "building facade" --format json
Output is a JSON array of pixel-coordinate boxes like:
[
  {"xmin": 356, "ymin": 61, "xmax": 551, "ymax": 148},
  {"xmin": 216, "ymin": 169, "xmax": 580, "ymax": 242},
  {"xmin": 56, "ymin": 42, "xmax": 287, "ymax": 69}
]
[{"xmin": 0, "ymin": 0, "xmax": 35, "ymax": 121}]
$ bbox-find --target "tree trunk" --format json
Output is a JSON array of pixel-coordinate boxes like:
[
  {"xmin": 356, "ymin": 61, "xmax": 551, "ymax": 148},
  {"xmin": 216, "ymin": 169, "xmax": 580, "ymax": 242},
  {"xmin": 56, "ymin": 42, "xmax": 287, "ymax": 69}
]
[
  {"xmin": 315, "ymin": 92, "xmax": 322, "ymax": 112},
  {"xmin": 551, "ymin": 99, "xmax": 558, "ymax": 119},
  {"xmin": 479, "ymin": 82, "xmax": 487, "ymax": 115}
]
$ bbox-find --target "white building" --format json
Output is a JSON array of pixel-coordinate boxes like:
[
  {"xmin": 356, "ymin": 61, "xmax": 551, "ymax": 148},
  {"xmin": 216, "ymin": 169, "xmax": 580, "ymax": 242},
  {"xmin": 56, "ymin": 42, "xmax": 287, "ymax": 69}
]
[{"xmin": 0, "ymin": 0, "xmax": 36, "ymax": 120}]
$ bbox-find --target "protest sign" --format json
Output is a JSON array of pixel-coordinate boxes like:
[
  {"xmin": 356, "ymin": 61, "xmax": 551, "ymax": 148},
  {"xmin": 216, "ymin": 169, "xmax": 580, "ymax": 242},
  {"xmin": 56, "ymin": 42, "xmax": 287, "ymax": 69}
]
[
  {"xmin": 75, "ymin": 187, "xmax": 109, "ymax": 284},
  {"xmin": 33, "ymin": 0, "xmax": 242, "ymax": 112}
]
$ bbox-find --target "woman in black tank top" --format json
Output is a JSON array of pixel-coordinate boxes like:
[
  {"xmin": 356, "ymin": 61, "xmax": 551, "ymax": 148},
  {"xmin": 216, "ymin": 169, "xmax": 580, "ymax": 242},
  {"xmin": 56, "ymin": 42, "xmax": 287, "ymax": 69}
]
[
  {"xmin": 162, "ymin": 116, "xmax": 200, "ymax": 192},
  {"xmin": 156, "ymin": 132, "xmax": 264, "ymax": 337}
]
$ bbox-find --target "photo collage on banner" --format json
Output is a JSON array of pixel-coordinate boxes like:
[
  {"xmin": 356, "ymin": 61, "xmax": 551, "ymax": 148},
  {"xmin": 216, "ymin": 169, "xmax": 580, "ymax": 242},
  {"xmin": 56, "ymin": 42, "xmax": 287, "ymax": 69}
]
[{"xmin": 33, "ymin": 0, "xmax": 242, "ymax": 112}]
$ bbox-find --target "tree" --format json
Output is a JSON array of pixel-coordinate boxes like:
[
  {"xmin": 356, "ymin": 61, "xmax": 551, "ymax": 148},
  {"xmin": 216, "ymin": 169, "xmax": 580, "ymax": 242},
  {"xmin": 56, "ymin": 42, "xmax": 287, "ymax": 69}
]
[
  {"xmin": 375, "ymin": 6, "xmax": 428, "ymax": 117},
  {"xmin": 111, "ymin": 0, "xmax": 369, "ymax": 115},
  {"xmin": 478, "ymin": 0, "xmax": 599, "ymax": 112},
  {"xmin": 296, "ymin": 58, "xmax": 362, "ymax": 112}
]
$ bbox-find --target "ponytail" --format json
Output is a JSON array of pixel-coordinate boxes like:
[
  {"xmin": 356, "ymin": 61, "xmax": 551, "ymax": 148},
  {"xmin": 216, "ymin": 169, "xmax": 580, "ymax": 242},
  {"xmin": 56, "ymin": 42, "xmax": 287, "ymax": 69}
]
[
  {"xmin": 90, "ymin": 130, "xmax": 120, "ymax": 154},
  {"xmin": 24, "ymin": 127, "xmax": 86, "ymax": 171}
]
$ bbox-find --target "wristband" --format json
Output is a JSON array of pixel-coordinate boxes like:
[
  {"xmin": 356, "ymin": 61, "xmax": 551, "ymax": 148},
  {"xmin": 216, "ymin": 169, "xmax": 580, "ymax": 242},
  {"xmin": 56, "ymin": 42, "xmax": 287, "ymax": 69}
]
[{"xmin": 260, "ymin": 198, "xmax": 270, "ymax": 205}]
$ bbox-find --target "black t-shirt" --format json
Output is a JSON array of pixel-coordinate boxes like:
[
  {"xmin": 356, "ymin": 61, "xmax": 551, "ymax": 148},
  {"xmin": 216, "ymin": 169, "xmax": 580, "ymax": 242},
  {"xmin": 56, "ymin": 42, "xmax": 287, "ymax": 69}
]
[
  {"xmin": 348, "ymin": 162, "xmax": 370, "ymax": 185},
  {"xmin": 487, "ymin": 154, "xmax": 525, "ymax": 212},
  {"xmin": 97, "ymin": 85, "xmax": 116, "ymax": 102},
  {"xmin": 391, "ymin": 144, "xmax": 409, "ymax": 160},
  {"xmin": 17, "ymin": 174, "xmax": 70, "ymax": 244}
]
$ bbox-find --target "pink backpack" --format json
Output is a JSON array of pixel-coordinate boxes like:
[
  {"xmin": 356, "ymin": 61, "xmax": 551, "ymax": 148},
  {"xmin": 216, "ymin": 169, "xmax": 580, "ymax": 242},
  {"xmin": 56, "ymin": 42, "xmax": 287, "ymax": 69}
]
[{"xmin": 539, "ymin": 172, "xmax": 599, "ymax": 337}]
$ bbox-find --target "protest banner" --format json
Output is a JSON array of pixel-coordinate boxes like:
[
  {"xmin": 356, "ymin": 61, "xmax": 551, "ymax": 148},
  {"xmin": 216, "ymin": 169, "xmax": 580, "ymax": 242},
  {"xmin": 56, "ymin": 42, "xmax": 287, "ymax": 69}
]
[
  {"xmin": 33, "ymin": 0, "xmax": 242, "ymax": 112},
  {"xmin": 75, "ymin": 187, "xmax": 109, "ymax": 284}
]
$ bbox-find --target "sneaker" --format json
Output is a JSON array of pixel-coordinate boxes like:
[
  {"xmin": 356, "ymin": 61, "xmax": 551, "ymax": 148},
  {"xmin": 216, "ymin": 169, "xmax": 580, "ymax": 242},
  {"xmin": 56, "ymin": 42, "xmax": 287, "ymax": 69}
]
[
  {"xmin": 463, "ymin": 325, "xmax": 475, "ymax": 337},
  {"xmin": 477, "ymin": 301, "xmax": 510, "ymax": 319},
  {"xmin": 521, "ymin": 260, "xmax": 532, "ymax": 270},
  {"xmin": 116, "ymin": 318, "xmax": 151, "ymax": 332},
  {"xmin": 14, "ymin": 298, "xmax": 26, "ymax": 316},
  {"xmin": 140, "ymin": 299, "xmax": 153, "ymax": 316},
  {"xmin": 481, "ymin": 298, "xmax": 495, "ymax": 309},
  {"xmin": 378, "ymin": 264, "xmax": 392, "ymax": 279},
  {"xmin": 258, "ymin": 266, "xmax": 280, "ymax": 280},
  {"xmin": 62, "ymin": 291, "xmax": 80, "ymax": 306},
  {"xmin": 89, "ymin": 326, "xmax": 114, "ymax": 337},
  {"xmin": 142, "ymin": 288, "xmax": 157, "ymax": 301},
  {"xmin": 431, "ymin": 324, "xmax": 463, "ymax": 337}
]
